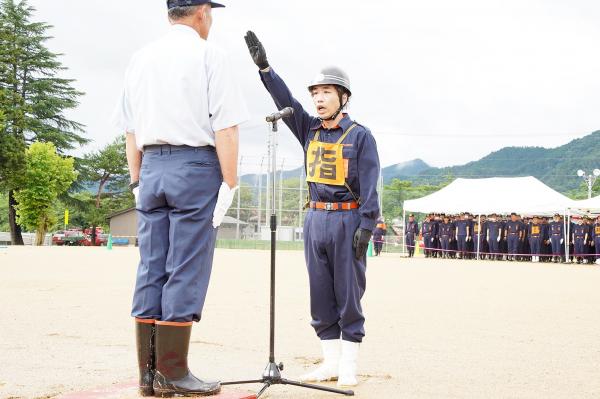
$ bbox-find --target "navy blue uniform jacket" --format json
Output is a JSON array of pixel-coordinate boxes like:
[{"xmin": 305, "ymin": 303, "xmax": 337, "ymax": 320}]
[{"xmin": 260, "ymin": 68, "xmax": 381, "ymax": 231}]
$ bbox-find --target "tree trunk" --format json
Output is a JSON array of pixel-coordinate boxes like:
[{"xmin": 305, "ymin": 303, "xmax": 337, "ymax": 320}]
[
  {"xmin": 96, "ymin": 177, "xmax": 108, "ymax": 209},
  {"xmin": 8, "ymin": 190, "xmax": 24, "ymax": 245},
  {"xmin": 35, "ymin": 227, "xmax": 45, "ymax": 246},
  {"xmin": 91, "ymin": 224, "xmax": 97, "ymax": 247}
]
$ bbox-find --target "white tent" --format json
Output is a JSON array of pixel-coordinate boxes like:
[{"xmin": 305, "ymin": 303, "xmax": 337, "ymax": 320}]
[
  {"xmin": 403, "ymin": 176, "xmax": 577, "ymax": 215},
  {"xmin": 570, "ymin": 195, "xmax": 600, "ymax": 213}
]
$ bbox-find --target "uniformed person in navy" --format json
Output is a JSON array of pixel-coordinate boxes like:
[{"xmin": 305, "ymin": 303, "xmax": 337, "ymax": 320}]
[
  {"xmin": 422, "ymin": 214, "xmax": 434, "ymax": 258},
  {"xmin": 572, "ymin": 218, "xmax": 588, "ymax": 264},
  {"xmin": 549, "ymin": 214, "xmax": 565, "ymax": 263},
  {"xmin": 486, "ymin": 214, "xmax": 502, "ymax": 261},
  {"xmin": 373, "ymin": 217, "xmax": 387, "ymax": 256},
  {"xmin": 245, "ymin": 31, "xmax": 380, "ymax": 386},
  {"xmin": 593, "ymin": 215, "xmax": 600, "ymax": 265},
  {"xmin": 439, "ymin": 215, "xmax": 454, "ymax": 258},
  {"xmin": 405, "ymin": 214, "xmax": 420, "ymax": 258},
  {"xmin": 454, "ymin": 213, "xmax": 470, "ymax": 259},
  {"xmin": 528, "ymin": 216, "xmax": 543, "ymax": 262},
  {"xmin": 113, "ymin": 1, "xmax": 248, "ymax": 396}
]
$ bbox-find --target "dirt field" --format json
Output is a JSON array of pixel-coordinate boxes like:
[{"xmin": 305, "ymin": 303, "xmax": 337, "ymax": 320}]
[{"xmin": 1, "ymin": 246, "xmax": 599, "ymax": 399}]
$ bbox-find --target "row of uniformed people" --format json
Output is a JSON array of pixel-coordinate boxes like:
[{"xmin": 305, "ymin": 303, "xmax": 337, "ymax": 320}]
[{"xmin": 403, "ymin": 213, "xmax": 600, "ymax": 264}]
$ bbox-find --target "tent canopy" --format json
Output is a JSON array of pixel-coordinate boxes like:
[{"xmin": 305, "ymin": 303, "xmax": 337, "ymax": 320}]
[
  {"xmin": 404, "ymin": 176, "xmax": 577, "ymax": 215},
  {"xmin": 570, "ymin": 195, "xmax": 600, "ymax": 213}
]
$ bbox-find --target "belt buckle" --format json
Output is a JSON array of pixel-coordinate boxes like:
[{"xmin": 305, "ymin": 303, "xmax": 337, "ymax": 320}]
[{"xmin": 325, "ymin": 203, "xmax": 333, "ymax": 211}]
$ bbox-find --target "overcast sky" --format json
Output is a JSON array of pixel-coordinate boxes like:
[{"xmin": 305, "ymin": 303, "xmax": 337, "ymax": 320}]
[{"xmin": 28, "ymin": 0, "xmax": 600, "ymax": 173}]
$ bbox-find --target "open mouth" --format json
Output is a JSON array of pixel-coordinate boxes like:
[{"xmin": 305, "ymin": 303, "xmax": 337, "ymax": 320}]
[{"xmin": 317, "ymin": 106, "xmax": 326, "ymax": 113}]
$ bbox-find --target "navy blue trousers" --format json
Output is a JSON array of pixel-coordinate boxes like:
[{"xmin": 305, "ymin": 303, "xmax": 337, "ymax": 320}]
[
  {"xmin": 132, "ymin": 146, "xmax": 221, "ymax": 322},
  {"xmin": 405, "ymin": 234, "xmax": 415, "ymax": 255},
  {"xmin": 550, "ymin": 236, "xmax": 563, "ymax": 255},
  {"xmin": 507, "ymin": 234, "xmax": 520, "ymax": 255},
  {"xmin": 529, "ymin": 237, "xmax": 541, "ymax": 255},
  {"xmin": 304, "ymin": 209, "xmax": 366, "ymax": 343},
  {"xmin": 457, "ymin": 235, "xmax": 467, "ymax": 254},
  {"xmin": 574, "ymin": 239, "xmax": 586, "ymax": 257},
  {"xmin": 440, "ymin": 237, "xmax": 450, "ymax": 253},
  {"xmin": 488, "ymin": 237, "xmax": 499, "ymax": 255},
  {"xmin": 596, "ymin": 238, "xmax": 600, "ymax": 256}
]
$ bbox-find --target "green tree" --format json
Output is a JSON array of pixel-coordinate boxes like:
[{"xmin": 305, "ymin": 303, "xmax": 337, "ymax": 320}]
[
  {"xmin": 0, "ymin": 0, "xmax": 87, "ymax": 245},
  {"xmin": 226, "ymin": 182, "xmax": 257, "ymax": 224},
  {"xmin": 79, "ymin": 136, "xmax": 129, "ymax": 244},
  {"xmin": 0, "ymin": 191, "xmax": 7, "ymax": 231},
  {"xmin": 13, "ymin": 142, "xmax": 76, "ymax": 245},
  {"xmin": 381, "ymin": 177, "xmax": 453, "ymax": 222}
]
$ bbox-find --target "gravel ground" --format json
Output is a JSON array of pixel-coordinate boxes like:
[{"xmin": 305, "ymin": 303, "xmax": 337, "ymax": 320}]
[{"xmin": 1, "ymin": 246, "xmax": 599, "ymax": 399}]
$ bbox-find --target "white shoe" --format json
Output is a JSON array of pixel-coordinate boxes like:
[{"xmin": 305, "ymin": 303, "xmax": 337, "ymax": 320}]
[
  {"xmin": 299, "ymin": 339, "xmax": 340, "ymax": 382},
  {"xmin": 337, "ymin": 340, "xmax": 359, "ymax": 387},
  {"xmin": 596, "ymin": 259, "xmax": 600, "ymax": 265}
]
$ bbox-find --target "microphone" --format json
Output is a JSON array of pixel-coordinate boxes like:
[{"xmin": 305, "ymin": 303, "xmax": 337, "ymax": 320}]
[{"xmin": 266, "ymin": 107, "xmax": 294, "ymax": 122}]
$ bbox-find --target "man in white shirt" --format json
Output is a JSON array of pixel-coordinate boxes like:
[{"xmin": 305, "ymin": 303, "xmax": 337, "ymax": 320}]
[{"xmin": 112, "ymin": 1, "xmax": 248, "ymax": 396}]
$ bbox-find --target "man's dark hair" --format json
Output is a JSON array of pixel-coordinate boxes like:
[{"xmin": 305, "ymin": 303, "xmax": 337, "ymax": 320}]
[
  {"xmin": 335, "ymin": 86, "xmax": 350, "ymax": 109},
  {"xmin": 168, "ymin": 5, "xmax": 201, "ymax": 20}
]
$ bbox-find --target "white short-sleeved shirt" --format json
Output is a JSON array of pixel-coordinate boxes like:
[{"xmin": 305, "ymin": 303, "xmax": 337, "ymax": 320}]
[{"xmin": 112, "ymin": 24, "xmax": 249, "ymax": 150}]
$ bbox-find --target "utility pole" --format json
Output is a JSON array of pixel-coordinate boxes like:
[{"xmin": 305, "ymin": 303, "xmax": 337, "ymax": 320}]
[
  {"xmin": 258, "ymin": 155, "xmax": 265, "ymax": 236},
  {"xmin": 577, "ymin": 169, "xmax": 600, "ymax": 199},
  {"xmin": 236, "ymin": 156, "xmax": 243, "ymax": 239}
]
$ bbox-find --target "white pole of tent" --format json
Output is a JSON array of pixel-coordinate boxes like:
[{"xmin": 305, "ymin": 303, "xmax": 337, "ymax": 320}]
[
  {"xmin": 477, "ymin": 214, "xmax": 481, "ymax": 259},
  {"xmin": 564, "ymin": 209, "xmax": 570, "ymax": 261}
]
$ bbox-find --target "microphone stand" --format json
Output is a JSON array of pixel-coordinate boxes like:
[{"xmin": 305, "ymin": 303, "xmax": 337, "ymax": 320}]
[{"xmin": 222, "ymin": 119, "xmax": 354, "ymax": 398}]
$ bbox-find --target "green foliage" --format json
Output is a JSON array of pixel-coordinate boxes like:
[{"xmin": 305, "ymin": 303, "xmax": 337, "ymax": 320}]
[
  {"xmin": 0, "ymin": 0, "xmax": 87, "ymax": 152},
  {"xmin": 13, "ymin": 142, "xmax": 76, "ymax": 243},
  {"xmin": 0, "ymin": 190, "xmax": 7, "ymax": 230},
  {"xmin": 0, "ymin": 0, "xmax": 87, "ymax": 242},
  {"xmin": 80, "ymin": 136, "xmax": 128, "ymax": 208},
  {"xmin": 566, "ymin": 178, "xmax": 600, "ymax": 200},
  {"xmin": 60, "ymin": 136, "xmax": 133, "ymax": 234},
  {"xmin": 381, "ymin": 178, "xmax": 451, "ymax": 222}
]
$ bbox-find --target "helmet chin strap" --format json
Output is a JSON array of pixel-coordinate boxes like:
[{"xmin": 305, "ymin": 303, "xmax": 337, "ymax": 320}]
[{"xmin": 320, "ymin": 98, "xmax": 348, "ymax": 122}]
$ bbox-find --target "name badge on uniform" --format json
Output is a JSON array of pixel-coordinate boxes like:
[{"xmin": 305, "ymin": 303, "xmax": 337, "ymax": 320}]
[{"xmin": 306, "ymin": 124, "xmax": 357, "ymax": 186}]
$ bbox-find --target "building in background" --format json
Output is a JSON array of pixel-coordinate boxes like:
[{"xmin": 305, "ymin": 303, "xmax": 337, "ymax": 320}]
[{"xmin": 107, "ymin": 208, "xmax": 252, "ymax": 245}]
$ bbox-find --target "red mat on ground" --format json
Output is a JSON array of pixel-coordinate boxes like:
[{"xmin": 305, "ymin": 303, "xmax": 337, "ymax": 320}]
[{"xmin": 58, "ymin": 381, "xmax": 257, "ymax": 399}]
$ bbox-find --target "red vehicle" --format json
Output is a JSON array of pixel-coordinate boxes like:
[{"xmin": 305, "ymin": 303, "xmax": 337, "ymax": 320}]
[
  {"xmin": 52, "ymin": 229, "xmax": 85, "ymax": 246},
  {"xmin": 82, "ymin": 233, "xmax": 108, "ymax": 246}
]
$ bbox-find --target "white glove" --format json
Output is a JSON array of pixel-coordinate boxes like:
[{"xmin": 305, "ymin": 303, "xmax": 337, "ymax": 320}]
[
  {"xmin": 133, "ymin": 186, "xmax": 140, "ymax": 207},
  {"xmin": 560, "ymin": 238, "xmax": 564, "ymax": 244},
  {"xmin": 497, "ymin": 236, "xmax": 501, "ymax": 242},
  {"xmin": 212, "ymin": 182, "xmax": 238, "ymax": 228},
  {"xmin": 431, "ymin": 237, "xmax": 435, "ymax": 243}
]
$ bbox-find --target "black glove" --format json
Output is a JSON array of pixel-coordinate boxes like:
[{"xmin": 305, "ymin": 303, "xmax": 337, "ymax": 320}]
[
  {"xmin": 244, "ymin": 30, "xmax": 269, "ymax": 70},
  {"xmin": 353, "ymin": 228, "xmax": 372, "ymax": 260}
]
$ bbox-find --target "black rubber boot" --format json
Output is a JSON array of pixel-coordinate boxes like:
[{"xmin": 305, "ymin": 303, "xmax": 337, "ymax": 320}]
[
  {"xmin": 135, "ymin": 320, "xmax": 155, "ymax": 397},
  {"xmin": 153, "ymin": 323, "xmax": 221, "ymax": 397}
]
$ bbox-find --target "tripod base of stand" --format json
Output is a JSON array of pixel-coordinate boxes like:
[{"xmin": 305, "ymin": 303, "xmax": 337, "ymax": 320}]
[{"xmin": 223, "ymin": 362, "xmax": 354, "ymax": 398}]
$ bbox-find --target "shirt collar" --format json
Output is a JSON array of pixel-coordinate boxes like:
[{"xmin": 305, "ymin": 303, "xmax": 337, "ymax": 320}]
[{"xmin": 170, "ymin": 23, "xmax": 204, "ymax": 40}]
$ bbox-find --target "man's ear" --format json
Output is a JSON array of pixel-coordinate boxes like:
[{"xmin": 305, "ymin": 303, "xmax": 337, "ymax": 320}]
[{"xmin": 198, "ymin": 4, "xmax": 210, "ymax": 20}]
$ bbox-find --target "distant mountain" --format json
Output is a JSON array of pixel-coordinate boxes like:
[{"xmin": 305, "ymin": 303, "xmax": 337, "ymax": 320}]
[
  {"xmin": 241, "ymin": 166, "xmax": 304, "ymax": 187},
  {"xmin": 383, "ymin": 131, "xmax": 600, "ymax": 193},
  {"xmin": 241, "ymin": 131, "xmax": 599, "ymax": 195},
  {"xmin": 381, "ymin": 159, "xmax": 430, "ymax": 184},
  {"xmin": 242, "ymin": 159, "xmax": 431, "ymax": 187}
]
